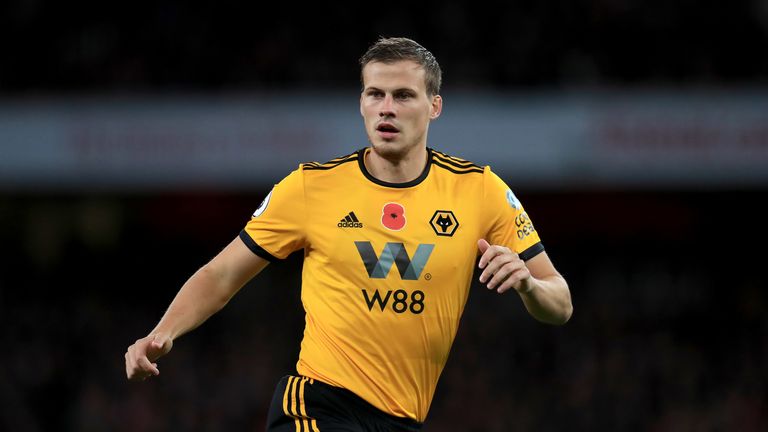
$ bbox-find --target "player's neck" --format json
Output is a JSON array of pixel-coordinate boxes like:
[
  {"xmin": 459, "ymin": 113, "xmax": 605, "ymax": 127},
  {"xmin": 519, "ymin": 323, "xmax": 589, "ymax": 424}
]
[{"xmin": 365, "ymin": 146, "xmax": 428, "ymax": 184}]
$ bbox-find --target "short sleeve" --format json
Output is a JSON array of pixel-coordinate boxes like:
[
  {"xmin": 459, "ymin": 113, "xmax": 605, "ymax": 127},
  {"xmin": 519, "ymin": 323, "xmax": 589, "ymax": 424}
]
[
  {"xmin": 240, "ymin": 168, "xmax": 307, "ymax": 260},
  {"xmin": 482, "ymin": 168, "xmax": 544, "ymax": 261}
]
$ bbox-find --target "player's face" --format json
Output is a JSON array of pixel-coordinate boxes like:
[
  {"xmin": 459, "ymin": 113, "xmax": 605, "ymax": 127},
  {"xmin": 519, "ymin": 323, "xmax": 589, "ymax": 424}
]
[{"xmin": 360, "ymin": 60, "xmax": 442, "ymax": 159}]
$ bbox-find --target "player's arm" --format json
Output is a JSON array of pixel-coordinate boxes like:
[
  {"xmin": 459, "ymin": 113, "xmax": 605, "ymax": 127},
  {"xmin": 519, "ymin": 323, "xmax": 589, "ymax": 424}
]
[
  {"xmin": 478, "ymin": 239, "xmax": 572, "ymax": 325},
  {"xmin": 125, "ymin": 236, "xmax": 269, "ymax": 381}
]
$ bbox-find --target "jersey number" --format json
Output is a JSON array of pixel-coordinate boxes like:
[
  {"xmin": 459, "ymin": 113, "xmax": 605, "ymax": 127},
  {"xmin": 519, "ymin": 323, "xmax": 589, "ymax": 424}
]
[{"xmin": 362, "ymin": 289, "xmax": 424, "ymax": 314}]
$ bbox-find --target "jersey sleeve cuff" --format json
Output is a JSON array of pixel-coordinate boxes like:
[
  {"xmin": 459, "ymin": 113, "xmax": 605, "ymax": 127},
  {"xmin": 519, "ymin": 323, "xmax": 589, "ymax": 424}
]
[
  {"xmin": 239, "ymin": 229, "xmax": 279, "ymax": 262},
  {"xmin": 519, "ymin": 242, "xmax": 545, "ymax": 262}
]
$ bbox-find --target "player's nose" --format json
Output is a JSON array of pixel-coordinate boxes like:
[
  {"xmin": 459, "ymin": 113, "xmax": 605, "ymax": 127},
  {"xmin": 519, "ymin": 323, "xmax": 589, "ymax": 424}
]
[{"xmin": 379, "ymin": 94, "xmax": 396, "ymax": 117}]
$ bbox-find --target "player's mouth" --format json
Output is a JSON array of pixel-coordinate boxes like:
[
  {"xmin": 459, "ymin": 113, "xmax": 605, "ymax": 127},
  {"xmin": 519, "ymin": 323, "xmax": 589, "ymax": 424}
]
[{"xmin": 376, "ymin": 122, "xmax": 400, "ymax": 140}]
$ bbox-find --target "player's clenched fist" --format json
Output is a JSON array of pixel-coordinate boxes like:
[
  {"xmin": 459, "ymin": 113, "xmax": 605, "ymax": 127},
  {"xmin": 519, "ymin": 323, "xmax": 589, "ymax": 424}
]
[
  {"xmin": 125, "ymin": 334, "xmax": 173, "ymax": 381},
  {"xmin": 477, "ymin": 239, "xmax": 533, "ymax": 294}
]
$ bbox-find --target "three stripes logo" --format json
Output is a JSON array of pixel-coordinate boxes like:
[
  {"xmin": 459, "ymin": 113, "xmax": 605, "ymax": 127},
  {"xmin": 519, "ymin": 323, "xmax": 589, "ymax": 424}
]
[
  {"xmin": 282, "ymin": 376, "xmax": 318, "ymax": 431},
  {"xmin": 338, "ymin": 211, "xmax": 363, "ymax": 228},
  {"xmin": 355, "ymin": 241, "xmax": 434, "ymax": 280}
]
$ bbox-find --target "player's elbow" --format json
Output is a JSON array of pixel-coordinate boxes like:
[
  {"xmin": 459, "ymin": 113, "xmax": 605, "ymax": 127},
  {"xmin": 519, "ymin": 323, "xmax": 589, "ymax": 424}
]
[
  {"xmin": 556, "ymin": 287, "xmax": 574, "ymax": 325},
  {"xmin": 556, "ymin": 302, "xmax": 573, "ymax": 325},
  {"xmin": 539, "ymin": 305, "xmax": 572, "ymax": 326},
  {"xmin": 547, "ymin": 286, "xmax": 573, "ymax": 325},
  {"xmin": 556, "ymin": 278, "xmax": 573, "ymax": 324}
]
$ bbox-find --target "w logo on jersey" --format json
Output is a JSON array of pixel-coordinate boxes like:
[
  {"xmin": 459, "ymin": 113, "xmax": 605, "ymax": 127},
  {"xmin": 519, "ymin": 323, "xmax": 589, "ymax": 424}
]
[{"xmin": 354, "ymin": 242, "xmax": 434, "ymax": 280}]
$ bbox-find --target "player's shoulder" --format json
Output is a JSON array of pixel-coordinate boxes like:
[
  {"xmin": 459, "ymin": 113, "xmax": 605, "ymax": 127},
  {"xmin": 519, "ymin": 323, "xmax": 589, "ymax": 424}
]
[
  {"xmin": 429, "ymin": 148, "xmax": 486, "ymax": 175},
  {"xmin": 300, "ymin": 150, "xmax": 361, "ymax": 173}
]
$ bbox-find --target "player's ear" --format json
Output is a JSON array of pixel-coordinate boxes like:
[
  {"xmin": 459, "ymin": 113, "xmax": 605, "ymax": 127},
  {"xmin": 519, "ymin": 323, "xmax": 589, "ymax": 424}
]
[
  {"xmin": 360, "ymin": 92, "xmax": 365, "ymax": 117},
  {"xmin": 430, "ymin": 95, "xmax": 442, "ymax": 120}
]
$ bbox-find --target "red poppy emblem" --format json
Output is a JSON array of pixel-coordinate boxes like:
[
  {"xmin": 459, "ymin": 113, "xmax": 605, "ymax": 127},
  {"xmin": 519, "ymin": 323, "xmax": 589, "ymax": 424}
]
[{"xmin": 381, "ymin": 202, "xmax": 406, "ymax": 231}]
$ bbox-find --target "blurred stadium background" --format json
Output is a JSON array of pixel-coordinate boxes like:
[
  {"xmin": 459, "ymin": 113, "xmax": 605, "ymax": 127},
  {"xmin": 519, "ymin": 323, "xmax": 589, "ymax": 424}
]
[{"xmin": 1, "ymin": 1, "xmax": 767, "ymax": 430}]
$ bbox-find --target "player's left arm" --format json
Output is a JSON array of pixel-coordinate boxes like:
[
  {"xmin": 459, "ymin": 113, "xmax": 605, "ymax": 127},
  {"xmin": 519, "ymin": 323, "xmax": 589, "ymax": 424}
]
[{"xmin": 478, "ymin": 239, "xmax": 572, "ymax": 325}]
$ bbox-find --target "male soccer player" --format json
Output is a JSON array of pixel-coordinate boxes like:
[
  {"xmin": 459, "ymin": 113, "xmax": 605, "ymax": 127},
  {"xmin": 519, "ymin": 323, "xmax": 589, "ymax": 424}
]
[{"xmin": 125, "ymin": 37, "xmax": 572, "ymax": 431}]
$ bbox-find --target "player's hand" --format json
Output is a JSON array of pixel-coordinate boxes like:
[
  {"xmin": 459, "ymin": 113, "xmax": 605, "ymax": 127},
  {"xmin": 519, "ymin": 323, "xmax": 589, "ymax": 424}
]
[
  {"xmin": 477, "ymin": 239, "xmax": 533, "ymax": 294},
  {"xmin": 125, "ymin": 333, "xmax": 173, "ymax": 381}
]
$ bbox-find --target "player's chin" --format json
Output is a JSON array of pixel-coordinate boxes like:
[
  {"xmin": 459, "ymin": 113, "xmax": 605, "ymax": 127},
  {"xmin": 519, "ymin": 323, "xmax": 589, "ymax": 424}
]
[
  {"xmin": 371, "ymin": 140, "xmax": 405, "ymax": 155},
  {"xmin": 379, "ymin": 146, "xmax": 415, "ymax": 162}
]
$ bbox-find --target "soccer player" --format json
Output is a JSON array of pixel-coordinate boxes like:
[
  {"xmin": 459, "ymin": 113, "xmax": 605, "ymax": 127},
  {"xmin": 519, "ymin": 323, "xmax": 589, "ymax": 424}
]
[{"xmin": 125, "ymin": 37, "xmax": 572, "ymax": 431}]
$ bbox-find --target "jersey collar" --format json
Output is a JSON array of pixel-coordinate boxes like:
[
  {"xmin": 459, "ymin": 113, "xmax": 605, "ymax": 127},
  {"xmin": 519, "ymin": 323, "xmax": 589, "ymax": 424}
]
[{"xmin": 357, "ymin": 147, "xmax": 432, "ymax": 188}]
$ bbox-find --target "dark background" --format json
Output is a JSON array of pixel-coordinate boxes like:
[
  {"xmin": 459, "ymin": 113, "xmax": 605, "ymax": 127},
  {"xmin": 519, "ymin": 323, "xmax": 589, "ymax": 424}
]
[
  {"xmin": 3, "ymin": 0, "xmax": 768, "ymax": 92},
  {"xmin": 1, "ymin": 1, "xmax": 767, "ymax": 431}
]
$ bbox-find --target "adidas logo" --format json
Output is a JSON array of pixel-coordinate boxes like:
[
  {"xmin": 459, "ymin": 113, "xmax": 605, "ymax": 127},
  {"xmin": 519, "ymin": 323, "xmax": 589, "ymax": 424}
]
[{"xmin": 338, "ymin": 212, "xmax": 363, "ymax": 228}]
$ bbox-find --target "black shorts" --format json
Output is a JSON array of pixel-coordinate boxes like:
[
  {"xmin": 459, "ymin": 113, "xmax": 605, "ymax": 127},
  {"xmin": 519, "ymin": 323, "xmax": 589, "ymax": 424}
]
[{"xmin": 265, "ymin": 375, "xmax": 422, "ymax": 432}]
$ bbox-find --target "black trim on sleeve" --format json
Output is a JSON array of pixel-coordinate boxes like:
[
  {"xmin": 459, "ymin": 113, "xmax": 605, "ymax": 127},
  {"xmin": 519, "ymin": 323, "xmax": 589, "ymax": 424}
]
[
  {"xmin": 239, "ymin": 229, "xmax": 278, "ymax": 262},
  {"xmin": 519, "ymin": 242, "xmax": 545, "ymax": 262}
]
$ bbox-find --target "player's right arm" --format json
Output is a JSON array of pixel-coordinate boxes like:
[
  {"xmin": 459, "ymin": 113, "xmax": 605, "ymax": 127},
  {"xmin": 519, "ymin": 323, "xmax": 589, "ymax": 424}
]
[{"xmin": 125, "ymin": 236, "xmax": 269, "ymax": 381}]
